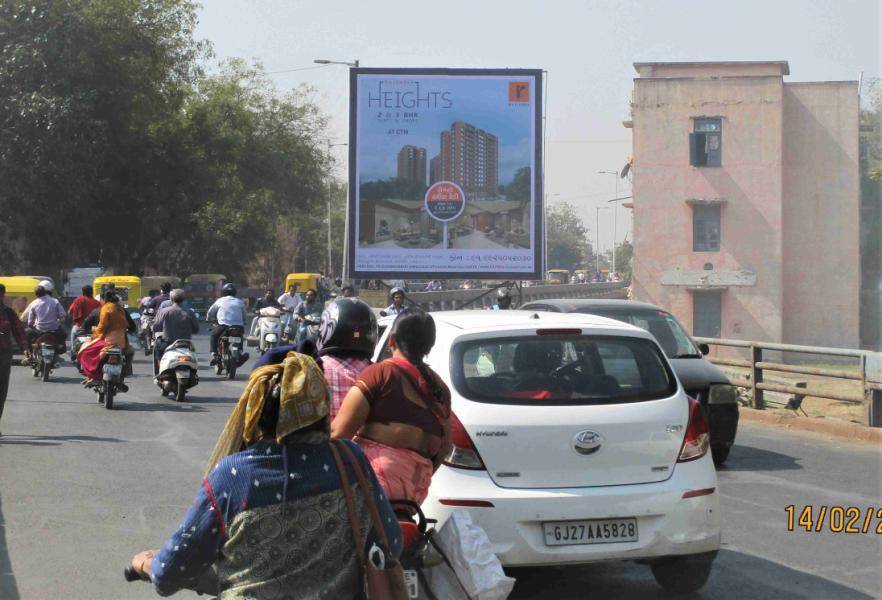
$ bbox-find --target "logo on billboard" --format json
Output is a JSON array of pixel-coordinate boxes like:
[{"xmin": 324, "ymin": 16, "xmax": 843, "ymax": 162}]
[
  {"xmin": 424, "ymin": 181, "xmax": 466, "ymax": 222},
  {"xmin": 508, "ymin": 81, "xmax": 530, "ymax": 102}
]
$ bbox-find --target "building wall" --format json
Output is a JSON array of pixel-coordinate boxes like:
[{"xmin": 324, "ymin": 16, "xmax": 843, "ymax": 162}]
[
  {"xmin": 782, "ymin": 82, "xmax": 860, "ymax": 347},
  {"xmin": 631, "ymin": 75, "xmax": 785, "ymax": 342}
]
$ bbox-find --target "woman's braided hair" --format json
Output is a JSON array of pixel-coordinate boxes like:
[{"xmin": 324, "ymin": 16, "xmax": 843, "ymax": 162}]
[{"xmin": 390, "ymin": 310, "xmax": 444, "ymax": 402}]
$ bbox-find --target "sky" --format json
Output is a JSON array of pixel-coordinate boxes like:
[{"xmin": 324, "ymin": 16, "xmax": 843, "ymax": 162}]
[{"xmin": 195, "ymin": 0, "xmax": 880, "ymax": 256}]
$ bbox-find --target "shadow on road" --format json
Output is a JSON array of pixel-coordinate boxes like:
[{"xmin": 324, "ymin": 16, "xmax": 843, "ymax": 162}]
[
  {"xmin": 507, "ymin": 549, "xmax": 874, "ymax": 599},
  {"xmin": 114, "ymin": 401, "xmax": 208, "ymax": 413},
  {"xmin": 0, "ymin": 434, "xmax": 124, "ymax": 446},
  {"xmin": 0, "ymin": 494, "xmax": 19, "ymax": 600},
  {"xmin": 717, "ymin": 444, "xmax": 802, "ymax": 472}
]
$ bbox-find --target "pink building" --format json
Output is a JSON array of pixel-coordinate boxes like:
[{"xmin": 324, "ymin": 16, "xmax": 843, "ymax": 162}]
[{"xmin": 626, "ymin": 61, "xmax": 860, "ymax": 347}]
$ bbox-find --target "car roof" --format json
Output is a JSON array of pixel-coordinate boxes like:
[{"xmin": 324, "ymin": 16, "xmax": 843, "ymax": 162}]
[
  {"xmin": 425, "ymin": 309, "xmax": 646, "ymax": 335},
  {"xmin": 520, "ymin": 298, "xmax": 666, "ymax": 313}
]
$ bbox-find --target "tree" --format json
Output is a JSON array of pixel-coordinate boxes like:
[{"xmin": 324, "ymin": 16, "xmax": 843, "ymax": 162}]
[
  {"xmin": 503, "ymin": 166, "xmax": 530, "ymax": 202},
  {"xmin": 546, "ymin": 201, "xmax": 593, "ymax": 271},
  {"xmin": 360, "ymin": 177, "xmax": 426, "ymax": 202}
]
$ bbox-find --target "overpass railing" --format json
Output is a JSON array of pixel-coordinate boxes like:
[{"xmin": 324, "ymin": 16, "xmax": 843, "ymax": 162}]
[
  {"xmin": 407, "ymin": 281, "xmax": 630, "ymax": 312},
  {"xmin": 693, "ymin": 336, "xmax": 882, "ymax": 428}
]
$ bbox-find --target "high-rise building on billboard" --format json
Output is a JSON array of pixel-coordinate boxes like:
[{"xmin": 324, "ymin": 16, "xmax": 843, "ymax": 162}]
[
  {"xmin": 396, "ymin": 145, "xmax": 427, "ymax": 185},
  {"xmin": 429, "ymin": 121, "xmax": 498, "ymax": 198}
]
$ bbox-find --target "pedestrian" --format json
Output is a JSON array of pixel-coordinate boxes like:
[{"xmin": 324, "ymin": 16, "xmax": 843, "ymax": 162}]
[
  {"xmin": 129, "ymin": 352, "xmax": 402, "ymax": 598},
  {"xmin": 0, "ymin": 283, "xmax": 28, "ymax": 436},
  {"xmin": 332, "ymin": 310, "xmax": 452, "ymax": 504}
]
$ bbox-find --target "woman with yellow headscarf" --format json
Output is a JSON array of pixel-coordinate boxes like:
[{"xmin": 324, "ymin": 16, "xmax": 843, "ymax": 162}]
[{"xmin": 129, "ymin": 352, "xmax": 403, "ymax": 598}]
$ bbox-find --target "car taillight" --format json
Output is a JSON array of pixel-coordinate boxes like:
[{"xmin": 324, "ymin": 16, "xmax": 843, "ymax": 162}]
[
  {"xmin": 677, "ymin": 396, "xmax": 710, "ymax": 462},
  {"xmin": 444, "ymin": 412, "xmax": 485, "ymax": 470}
]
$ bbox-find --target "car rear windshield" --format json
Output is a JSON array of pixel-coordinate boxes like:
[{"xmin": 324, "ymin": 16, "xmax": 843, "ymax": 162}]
[
  {"xmin": 575, "ymin": 309, "xmax": 699, "ymax": 359},
  {"xmin": 453, "ymin": 335, "xmax": 677, "ymax": 405}
]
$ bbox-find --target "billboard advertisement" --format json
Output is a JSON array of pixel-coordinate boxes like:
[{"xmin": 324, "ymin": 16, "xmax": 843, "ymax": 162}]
[{"xmin": 348, "ymin": 68, "xmax": 543, "ymax": 280}]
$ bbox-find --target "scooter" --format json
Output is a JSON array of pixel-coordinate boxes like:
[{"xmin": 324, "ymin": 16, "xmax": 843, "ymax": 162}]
[
  {"xmin": 154, "ymin": 333, "xmax": 199, "ymax": 402},
  {"xmin": 216, "ymin": 325, "xmax": 248, "ymax": 380},
  {"xmin": 248, "ymin": 307, "xmax": 283, "ymax": 354},
  {"xmin": 30, "ymin": 332, "xmax": 65, "ymax": 382},
  {"xmin": 294, "ymin": 315, "xmax": 321, "ymax": 346},
  {"xmin": 87, "ymin": 346, "xmax": 127, "ymax": 409},
  {"xmin": 140, "ymin": 308, "xmax": 156, "ymax": 355}
]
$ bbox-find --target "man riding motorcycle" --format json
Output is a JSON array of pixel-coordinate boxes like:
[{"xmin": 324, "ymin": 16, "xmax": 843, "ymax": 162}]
[
  {"xmin": 382, "ymin": 286, "xmax": 408, "ymax": 317},
  {"xmin": 254, "ymin": 289, "xmax": 280, "ymax": 312},
  {"xmin": 25, "ymin": 284, "xmax": 66, "ymax": 355},
  {"xmin": 144, "ymin": 282, "xmax": 172, "ymax": 312},
  {"xmin": 207, "ymin": 283, "xmax": 248, "ymax": 366},
  {"xmin": 68, "ymin": 284, "xmax": 101, "ymax": 348},
  {"xmin": 317, "ymin": 298, "xmax": 378, "ymax": 420},
  {"xmin": 491, "ymin": 287, "xmax": 513, "ymax": 310},
  {"xmin": 293, "ymin": 288, "xmax": 323, "ymax": 343},
  {"xmin": 152, "ymin": 289, "xmax": 199, "ymax": 373}
]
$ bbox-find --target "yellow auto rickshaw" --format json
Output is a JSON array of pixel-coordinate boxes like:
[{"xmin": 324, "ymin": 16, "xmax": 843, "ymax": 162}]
[
  {"xmin": 545, "ymin": 269, "xmax": 570, "ymax": 285},
  {"xmin": 0, "ymin": 276, "xmax": 42, "ymax": 316},
  {"xmin": 93, "ymin": 275, "xmax": 142, "ymax": 307},
  {"xmin": 284, "ymin": 273, "xmax": 327, "ymax": 300}
]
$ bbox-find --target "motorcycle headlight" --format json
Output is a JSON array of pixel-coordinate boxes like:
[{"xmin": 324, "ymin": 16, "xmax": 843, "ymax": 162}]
[{"xmin": 708, "ymin": 384, "xmax": 738, "ymax": 404}]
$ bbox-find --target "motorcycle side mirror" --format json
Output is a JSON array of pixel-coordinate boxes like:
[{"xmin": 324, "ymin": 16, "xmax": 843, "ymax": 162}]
[{"xmin": 697, "ymin": 343, "xmax": 710, "ymax": 355}]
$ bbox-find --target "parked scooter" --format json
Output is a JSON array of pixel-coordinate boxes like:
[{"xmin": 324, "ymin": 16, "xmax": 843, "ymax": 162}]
[
  {"xmin": 215, "ymin": 325, "xmax": 247, "ymax": 380},
  {"xmin": 248, "ymin": 307, "xmax": 283, "ymax": 354},
  {"xmin": 30, "ymin": 332, "xmax": 65, "ymax": 382},
  {"xmin": 87, "ymin": 346, "xmax": 127, "ymax": 409},
  {"xmin": 153, "ymin": 334, "xmax": 199, "ymax": 402}
]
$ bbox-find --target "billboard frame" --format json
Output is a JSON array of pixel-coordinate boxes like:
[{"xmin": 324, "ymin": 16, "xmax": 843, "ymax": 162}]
[{"xmin": 347, "ymin": 67, "xmax": 544, "ymax": 281}]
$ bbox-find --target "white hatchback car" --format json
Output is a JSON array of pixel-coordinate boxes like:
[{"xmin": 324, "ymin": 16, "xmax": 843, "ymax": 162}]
[{"xmin": 374, "ymin": 310, "xmax": 721, "ymax": 593}]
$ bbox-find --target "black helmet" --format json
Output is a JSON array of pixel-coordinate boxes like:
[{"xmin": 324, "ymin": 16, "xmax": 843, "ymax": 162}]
[
  {"xmin": 317, "ymin": 298, "xmax": 378, "ymax": 357},
  {"xmin": 222, "ymin": 283, "xmax": 236, "ymax": 296}
]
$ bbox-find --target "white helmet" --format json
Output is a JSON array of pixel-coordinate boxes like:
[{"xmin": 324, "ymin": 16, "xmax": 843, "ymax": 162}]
[{"xmin": 38, "ymin": 279, "xmax": 54, "ymax": 292}]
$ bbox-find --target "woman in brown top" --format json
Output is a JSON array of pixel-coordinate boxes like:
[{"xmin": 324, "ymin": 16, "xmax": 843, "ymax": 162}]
[{"xmin": 332, "ymin": 311, "xmax": 452, "ymax": 504}]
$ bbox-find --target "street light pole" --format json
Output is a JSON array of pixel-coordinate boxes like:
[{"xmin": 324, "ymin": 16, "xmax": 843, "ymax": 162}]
[
  {"xmin": 594, "ymin": 205, "xmax": 610, "ymax": 275},
  {"xmin": 598, "ymin": 171, "xmax": 619, "ymax": 275}
]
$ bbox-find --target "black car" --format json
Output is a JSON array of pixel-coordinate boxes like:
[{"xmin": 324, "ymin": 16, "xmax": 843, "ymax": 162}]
[{"xmin": 520, "ymin": 298, "xmax": 739, "ymax": 466}]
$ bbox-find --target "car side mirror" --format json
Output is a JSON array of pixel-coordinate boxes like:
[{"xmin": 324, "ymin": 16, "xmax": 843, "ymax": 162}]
[{"xmin": 698, "ymin": 343, "xmax": 710, "ymax": 356}]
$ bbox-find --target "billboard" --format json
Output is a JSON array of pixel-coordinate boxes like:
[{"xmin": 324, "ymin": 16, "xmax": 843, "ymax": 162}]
[{"xmin": 348, "ymin": 68, "xmax": 543, "ymax": 280}]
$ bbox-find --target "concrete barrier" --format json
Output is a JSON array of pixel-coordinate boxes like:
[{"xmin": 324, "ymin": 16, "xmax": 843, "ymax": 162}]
[{"xmin": 406, "ymin": 281, "xmax": 630, "ymax": 312}]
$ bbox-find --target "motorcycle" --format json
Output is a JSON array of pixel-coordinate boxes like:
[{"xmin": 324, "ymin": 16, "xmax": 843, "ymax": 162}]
[
  {"xmin": 87, "ymin": 346, "xmax": 127, "ymax": 409},
  {"xmin": 31, "ymin": 332, "xmax": 65, "ymax": 382},
  {"xmin": 248, "ymin": 307, "xmax": 283, "ymax": 354},
  {"xmin": 154, "ymin": 334, "xmax": 199, "ymax": 402},
  {"xmin": 70, "ymin": 330, "xmax": 92, "ymax": 373},
  {"xmin": 216, "ymin": 325, "xmax": 247, "ymax": 380},
  {"xmin": 294, "ymin": 315, "xmax": 321, "ymax": 346},
  {"xmin": 139, "ymin": 308, "xmax": 156, "ymax": 355}
]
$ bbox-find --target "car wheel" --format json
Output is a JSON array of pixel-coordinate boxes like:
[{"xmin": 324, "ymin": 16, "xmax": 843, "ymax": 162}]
[
  {"xmin": 711, "ymin": 444, "xmax": 731, "ymax": 466},
  {"xmin": 650, "ymin": 551, "xmax": 716, "ymax": 594}
]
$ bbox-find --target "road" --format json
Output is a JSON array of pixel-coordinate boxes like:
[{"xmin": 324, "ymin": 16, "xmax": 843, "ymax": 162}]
[{"xmin": 0, "ymin": 333, "xmax": 880, "ymax": 599}]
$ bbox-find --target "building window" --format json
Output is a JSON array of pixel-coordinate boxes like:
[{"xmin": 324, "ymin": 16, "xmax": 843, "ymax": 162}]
[
  {"xmin": 689, "ymin": 117, "xmax": 722, "ymax": 167},
  {"xmin": 692, "ymin": 204, "xmax": 721, "ymax": 252},
  {"xmin": 693, "ymin": 290, "xmax": 722, "ymax": 338}
]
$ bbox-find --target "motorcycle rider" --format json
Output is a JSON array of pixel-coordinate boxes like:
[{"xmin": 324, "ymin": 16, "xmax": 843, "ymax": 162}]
[
  {"xmin": 277, "ymin": 283, "xmax": 302, "ymax": 339},
  {"xmin": 317, "ymin": 298, "xmax": 378, "ymax": 420},
  {"xmin": 491, "ymin": 288, "xmax": 513, "ymax": 310},
  {"xmin": 341, "ymin": 285, "xmax": 355, "ymax": 298},
  {"xmin": 293, "ymin": 288, "xmax": 323, "ymax": 343},
  {"xmin": 1, "ymin": 283, "xmax": 29, "ymax": 436},
  {"xmin": 254, "ymin": 289, "xmax": 280, "ymax": 311},
  {"xmin": 68, "ymin": 285, "xmax": 101, "ymax": 348},
  {"xmin": 145, "ymin": 282, "xmax": 172, "ymax": 312},
  {"xmin": 25, "ymin": 284, "xmax": 67, "ymax": 353},
  {"xmin": 152, "ymin": 289, "xmax": 199, "ymax": 373},
  {"xmin": 139, "ymin": 289, "xmax": 159, "ymax": 311},
  {"xmin": 382, "ymin": 286, "xmax": 408, "ymax": 317},
  {"xmin": 207, "ymin": 283, "xmax": 248, "ymax": 366}
]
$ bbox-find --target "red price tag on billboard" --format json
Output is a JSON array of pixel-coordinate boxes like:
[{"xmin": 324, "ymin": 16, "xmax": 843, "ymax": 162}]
[{"xmin": 424, "ymin": 181, "xmax": 466, "ymax": 222}]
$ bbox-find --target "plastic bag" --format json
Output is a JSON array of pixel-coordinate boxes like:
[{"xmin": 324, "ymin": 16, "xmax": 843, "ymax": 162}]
[{"xmin": 421, "ymin": 510, "xmax": 515, "ymax": 600}]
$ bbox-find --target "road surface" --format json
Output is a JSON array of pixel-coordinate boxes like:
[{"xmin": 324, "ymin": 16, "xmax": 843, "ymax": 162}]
[{"xmin": 0, "ymin": 334, "xmax": 879, "ymax": 599}]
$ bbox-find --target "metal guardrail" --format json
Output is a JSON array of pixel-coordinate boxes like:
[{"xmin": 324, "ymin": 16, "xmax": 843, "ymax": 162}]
[
  {"xmin": 406, "ymin": 281, "xmax": 630, "ymax": 312},
  {"xmin": 694, "ymin": 336, "xmax": 882, "ymax": 428}
]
